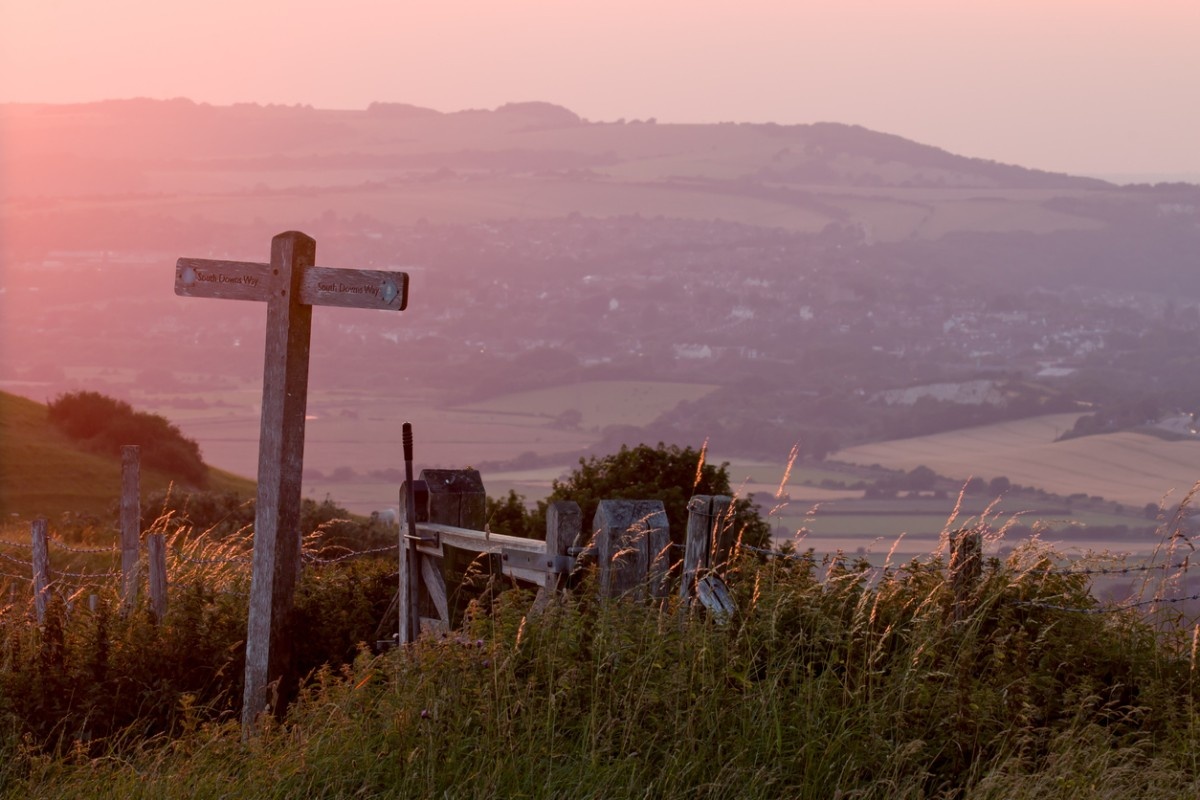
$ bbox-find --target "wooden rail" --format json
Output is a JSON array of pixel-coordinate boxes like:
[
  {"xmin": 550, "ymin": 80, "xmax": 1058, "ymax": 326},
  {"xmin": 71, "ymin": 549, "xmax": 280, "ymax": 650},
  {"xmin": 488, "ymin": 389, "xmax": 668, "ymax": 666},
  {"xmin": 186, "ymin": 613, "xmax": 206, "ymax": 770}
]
[{"xmin": 389, "ymin": 468, "xmax": 745, "ymax": 643}]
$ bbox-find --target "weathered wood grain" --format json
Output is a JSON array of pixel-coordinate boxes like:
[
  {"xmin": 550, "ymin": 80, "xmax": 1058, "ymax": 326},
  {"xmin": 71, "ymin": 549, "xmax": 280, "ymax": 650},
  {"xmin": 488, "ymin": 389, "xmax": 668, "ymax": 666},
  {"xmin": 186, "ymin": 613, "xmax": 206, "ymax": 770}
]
[
  {"xmin": 148, "ymin": 533, "xmax": 167, "ymax": 621},
  {"xmin": 242, "ymin": 231, "xmax": 314, "ymax": 733},
  {"xmin": 31, "ymin": 519, "xmax": 50, "ymax": 625},
  {"xmin": 176, "ymin": 259, "xmax": 408, "ymax": 311},
  {"xmin": 681, "ymin": 495, "xmax": 712, "ymax": 599},
  {"xmin": 120, "ymin": 445, "xmax": 140, "ymax": 609}
]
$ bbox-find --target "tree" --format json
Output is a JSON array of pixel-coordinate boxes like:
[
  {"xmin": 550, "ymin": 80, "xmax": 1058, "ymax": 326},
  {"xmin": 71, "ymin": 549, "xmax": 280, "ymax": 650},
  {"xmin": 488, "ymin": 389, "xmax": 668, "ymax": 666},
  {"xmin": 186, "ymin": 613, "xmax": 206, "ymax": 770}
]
[
  {"xmin": 499, "ymin": 443, "xmax": 771, "ymax": 549},
  {"xmin": 48, "ymin": 390, "xmax": 208, "ymax": 486}
]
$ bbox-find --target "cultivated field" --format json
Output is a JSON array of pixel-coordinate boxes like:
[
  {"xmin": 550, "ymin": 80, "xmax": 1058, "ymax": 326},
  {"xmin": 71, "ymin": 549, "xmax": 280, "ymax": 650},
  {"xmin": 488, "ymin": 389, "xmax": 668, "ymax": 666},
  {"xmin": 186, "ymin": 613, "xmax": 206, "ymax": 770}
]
[
  {"xmin": 835, "ymin": 413, "xmax": 1200, "ymax": 508},
  {"xmin": 135, "ymin": 380, "xmax": 718, "ymax": 516}
]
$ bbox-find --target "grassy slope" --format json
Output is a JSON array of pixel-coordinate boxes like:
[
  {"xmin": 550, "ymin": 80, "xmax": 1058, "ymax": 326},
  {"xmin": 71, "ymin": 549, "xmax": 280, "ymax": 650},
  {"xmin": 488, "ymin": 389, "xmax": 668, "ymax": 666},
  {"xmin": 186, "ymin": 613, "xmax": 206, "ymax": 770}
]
[{"xmin": 0, "ymin": 391, "xmax": 254, "ymax": 519}]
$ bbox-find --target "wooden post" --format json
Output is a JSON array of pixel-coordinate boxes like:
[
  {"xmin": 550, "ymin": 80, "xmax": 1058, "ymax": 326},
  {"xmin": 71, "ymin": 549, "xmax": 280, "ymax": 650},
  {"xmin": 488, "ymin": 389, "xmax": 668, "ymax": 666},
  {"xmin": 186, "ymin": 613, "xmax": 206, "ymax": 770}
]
[
  {"xmin": 148, "ymin": 533, "xmax": 168, "ymax": 621},
  {"xmin": 533, "ymin": 501, "xmax": 580, "ymax": 613},
  {"xmin": 681, "ymin": 495, "xmax": 713, "ymax": 599},
  {"xmin": 592, "ymin": 500, "xmax": 669, "ymax": 600},
  {"xmin": 120, "ymin": 445, "xmax": 140, "ymax": 608},
  {"xmin": 31, "ymin": 518, "xmax": 50, "ymax": 625},
  {"xmin": 173, "ymin": 231, "xmax": 410, "ymax": 732},
  {"xmin": 418, "ymin": 468, "xmax": 485, "ymax": 634},
  {"xmin": 708, "ymin": 495, "xmax": 734, "ymax": 566},
  {"xmin": 949, "ymin": 528, "xmax": 982, "ymax": 622},
  {"xmin": 397, "ymin": 479, "xmax": 428, "ymax": 645},
  {"xmin": 243, "ymin": 231, "xmax": 315, "ymax": 730}
]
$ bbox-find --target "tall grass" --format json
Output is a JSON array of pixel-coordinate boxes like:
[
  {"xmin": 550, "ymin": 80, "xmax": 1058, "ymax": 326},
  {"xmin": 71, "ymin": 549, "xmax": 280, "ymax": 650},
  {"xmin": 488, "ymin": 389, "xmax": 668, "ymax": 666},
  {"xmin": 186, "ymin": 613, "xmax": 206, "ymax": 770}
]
[{"xmin": 3, "ymin": 534, "xmax": 1198, "ymax": 799}]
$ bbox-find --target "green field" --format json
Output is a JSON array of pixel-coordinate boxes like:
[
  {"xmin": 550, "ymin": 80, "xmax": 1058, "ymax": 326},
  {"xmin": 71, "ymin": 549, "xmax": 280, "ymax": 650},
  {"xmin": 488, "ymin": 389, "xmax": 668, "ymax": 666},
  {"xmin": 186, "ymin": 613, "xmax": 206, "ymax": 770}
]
[
  {"xmin": 130, "ymin": 380, "xmax": 718, "ymax": 516},
  {"xmin": 836, "ymin": 413, "xmax": 1200, "ymax": 508}
]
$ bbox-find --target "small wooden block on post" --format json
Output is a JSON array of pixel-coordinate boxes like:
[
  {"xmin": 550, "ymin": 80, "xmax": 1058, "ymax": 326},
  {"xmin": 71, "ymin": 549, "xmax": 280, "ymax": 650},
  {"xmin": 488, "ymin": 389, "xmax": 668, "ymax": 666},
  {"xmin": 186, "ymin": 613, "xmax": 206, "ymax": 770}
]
[{"xmin": 592, "ymin": 500, "xmax": 670, "ymax": 600}]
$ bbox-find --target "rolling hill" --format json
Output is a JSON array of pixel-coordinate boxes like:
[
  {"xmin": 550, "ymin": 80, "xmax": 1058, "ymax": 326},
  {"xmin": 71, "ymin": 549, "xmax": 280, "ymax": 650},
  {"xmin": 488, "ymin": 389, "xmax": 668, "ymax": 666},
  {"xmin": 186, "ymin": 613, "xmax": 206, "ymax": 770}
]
[{"xmin": 0, "ymin": 390, "xmax": 254, "ymax": 521}]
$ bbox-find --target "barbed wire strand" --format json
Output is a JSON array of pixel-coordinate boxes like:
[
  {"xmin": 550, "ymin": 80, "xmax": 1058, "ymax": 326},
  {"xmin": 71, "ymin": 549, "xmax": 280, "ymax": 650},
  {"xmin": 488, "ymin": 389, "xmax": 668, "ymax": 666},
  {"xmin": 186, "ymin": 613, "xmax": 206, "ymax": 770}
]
[
  {"xmin": 0, "ymin": 539, "xmax": 33, "ymax": 550},
  {"xmin": 302, "ymin": 543, "xmax": 398, "ymax": 565},
  {"xmin": 48, "ymin": 539, "xmax": 120, "ymax": 554},
  {"xmin": 0, "ymin": 551, "xmax": 32, "ymax": 569}
]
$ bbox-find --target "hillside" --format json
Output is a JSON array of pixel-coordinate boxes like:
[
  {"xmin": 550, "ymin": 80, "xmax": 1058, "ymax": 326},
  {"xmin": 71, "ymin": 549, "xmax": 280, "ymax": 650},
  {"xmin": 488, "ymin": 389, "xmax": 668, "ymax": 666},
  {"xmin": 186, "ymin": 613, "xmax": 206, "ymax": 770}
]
[
  {"xmin": 0, "ymin": 390, "xmax": 254, "ymax": 520},
  {"xmin": 2, "ymin": 99, "xmax": 1199, "ymax": 510},
  {"xmin": 0, "ymin": 98, "xmax": 1127, "ymax": 260}
]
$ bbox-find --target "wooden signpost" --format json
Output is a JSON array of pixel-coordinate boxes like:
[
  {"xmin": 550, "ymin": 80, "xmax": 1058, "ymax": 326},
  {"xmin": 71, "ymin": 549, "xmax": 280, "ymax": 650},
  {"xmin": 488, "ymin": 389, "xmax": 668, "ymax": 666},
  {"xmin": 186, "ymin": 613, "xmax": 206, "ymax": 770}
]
[{"xmin": 174, "ymin": 231, "xmax": 409, "ymax": 732}]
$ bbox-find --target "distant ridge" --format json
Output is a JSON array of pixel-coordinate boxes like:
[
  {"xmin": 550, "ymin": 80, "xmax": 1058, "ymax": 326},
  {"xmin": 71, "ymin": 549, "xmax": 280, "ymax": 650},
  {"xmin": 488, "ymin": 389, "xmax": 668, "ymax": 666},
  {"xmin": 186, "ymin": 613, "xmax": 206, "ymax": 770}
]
[{"xmin": 0, "ymin": 97, "xmax": 1104, "ymax": 201}]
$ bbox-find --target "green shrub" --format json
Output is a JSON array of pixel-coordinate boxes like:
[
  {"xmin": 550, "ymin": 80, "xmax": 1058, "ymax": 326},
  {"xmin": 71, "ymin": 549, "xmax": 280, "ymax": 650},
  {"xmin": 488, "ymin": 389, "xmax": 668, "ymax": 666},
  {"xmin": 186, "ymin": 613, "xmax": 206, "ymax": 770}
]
[{"xmin": 47, "ymin": 391, "xmax": 208, "ymax": 487}]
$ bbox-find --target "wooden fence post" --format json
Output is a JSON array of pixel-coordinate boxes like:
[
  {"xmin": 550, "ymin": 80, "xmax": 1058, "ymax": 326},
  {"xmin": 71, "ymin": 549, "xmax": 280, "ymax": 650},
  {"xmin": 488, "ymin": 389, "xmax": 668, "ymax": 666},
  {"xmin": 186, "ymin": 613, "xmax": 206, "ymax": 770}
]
[
  {"xmin": 681, "ymin": 495, "xmax": 713, "ymax": 599},
  {"xmin": 949, "ymin": 528, "xmax": 983, "ymax": 621},
  {"xmin": 148, "ymin": 533, "xmax": 168, "ymax": 621},
  {"xmin": 397, "ymin": 478, "xmax": 428, "ymax": 645},
  {"xmin": 31, "ymin": 518, "xmax": 50, "ymax": 625},
  {"xmin": 120, "ymin": 445, "xmax": 141, "ymax": 609},
  {"xmin": 419, "ymin": 468, "xmax": 486, "ymax": 634},
  {"xmin": 242, "ymin": 232, "xmax": 316, "ymax": 732},
  {"xmin": 592, "ymin": 500, "xmax": 669, "ymax": 600},
  {"xmin": 532, "ymin": 501, "xmax": 580, "ymax": 613},
  {"xmin": 708, "ymin": 495, "xmax": 734, "ymax": 566}
]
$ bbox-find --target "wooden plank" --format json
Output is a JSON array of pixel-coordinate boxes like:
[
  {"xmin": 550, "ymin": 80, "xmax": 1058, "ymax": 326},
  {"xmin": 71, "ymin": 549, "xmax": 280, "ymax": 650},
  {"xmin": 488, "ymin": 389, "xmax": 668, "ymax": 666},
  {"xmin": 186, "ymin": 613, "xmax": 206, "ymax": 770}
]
[
  {"xmin": 421, "ymin": 469, "xmax": 486, "ymax": 529},
  {"xmin": 176, "ymin": 259, "xmax": 408, "ymax": 311},
  {"xmin": 242, "ymin": 231, "xmax": 314, "ymax": 732},
  {"xmin": 298, "ymin": 267, "xmax": 408, "ymax": 311},
  {"xmin": 175, "ymin": 258, "xmax": 273, "ymax": 302},
  {"xmin": 593, "ymin": 500, "xmax": 668, "ymax": 600},
  {"xmin": 120, "ymin": 445, "xmax": 141, "ymax": 609},
  {"xmin": 415, "ymin": 523, "xmax": 547, "ymax": 556},
  {"xmin": 419, "ymin": 554, "xmax": 450, "ymax": 626}
]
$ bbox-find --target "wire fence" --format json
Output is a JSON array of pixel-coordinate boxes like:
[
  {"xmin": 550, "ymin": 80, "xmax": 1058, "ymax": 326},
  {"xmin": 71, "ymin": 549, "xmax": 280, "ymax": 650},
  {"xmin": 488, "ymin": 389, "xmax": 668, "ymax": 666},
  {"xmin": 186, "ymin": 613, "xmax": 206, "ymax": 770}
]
[
  {"xmin": 740, "ymin": 540, "xmax": 1199, "ymax": 617},
  {"xmin": 0, "ymin": 526, "xmax": 404, "ymax": 610},
  {"xmin": 5, "ymin": 520, "xmax": 1198, "ymax": 620}
]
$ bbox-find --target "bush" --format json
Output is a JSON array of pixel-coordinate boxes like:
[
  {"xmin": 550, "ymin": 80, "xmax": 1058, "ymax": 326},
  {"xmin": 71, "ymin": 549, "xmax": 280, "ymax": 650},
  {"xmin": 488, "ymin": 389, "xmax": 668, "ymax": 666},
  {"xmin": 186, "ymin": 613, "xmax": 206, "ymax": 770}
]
[
  {"xmin": 47, "ymin": 391, "xmax": 208, "ymax": 487},
  {"xmin": 486, "ymin": 442, "xmax": 770, "ymax": 548}
]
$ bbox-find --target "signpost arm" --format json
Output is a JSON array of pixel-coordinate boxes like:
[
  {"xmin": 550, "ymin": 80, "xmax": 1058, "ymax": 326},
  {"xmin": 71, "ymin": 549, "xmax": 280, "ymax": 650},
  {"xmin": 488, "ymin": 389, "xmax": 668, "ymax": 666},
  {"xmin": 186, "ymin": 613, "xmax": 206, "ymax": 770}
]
[{"xmin": 242, "ymin": 231, "xmax": 315, "ymax": 732}]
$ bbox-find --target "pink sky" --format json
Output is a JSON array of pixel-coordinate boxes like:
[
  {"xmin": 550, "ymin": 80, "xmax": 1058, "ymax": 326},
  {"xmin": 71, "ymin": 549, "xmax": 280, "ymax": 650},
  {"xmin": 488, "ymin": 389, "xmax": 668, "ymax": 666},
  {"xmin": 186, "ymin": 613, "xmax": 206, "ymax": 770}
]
[{"xmin": 2, "ymin": 0, "xmax": 1198, "ymax": 180}]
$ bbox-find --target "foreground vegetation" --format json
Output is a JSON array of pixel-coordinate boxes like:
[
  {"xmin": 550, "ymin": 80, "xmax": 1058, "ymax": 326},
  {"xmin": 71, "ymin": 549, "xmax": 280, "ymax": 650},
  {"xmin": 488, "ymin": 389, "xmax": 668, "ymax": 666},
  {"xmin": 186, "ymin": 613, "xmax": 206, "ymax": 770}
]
[{"xmin": 1, "ymin": 533, "xmax": 1198, "ymax": 798}]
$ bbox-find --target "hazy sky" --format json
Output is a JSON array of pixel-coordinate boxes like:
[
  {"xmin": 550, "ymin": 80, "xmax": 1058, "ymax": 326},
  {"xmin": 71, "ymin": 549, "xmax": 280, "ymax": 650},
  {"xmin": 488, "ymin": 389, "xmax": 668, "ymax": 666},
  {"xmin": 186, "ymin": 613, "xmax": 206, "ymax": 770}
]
[{"xmin": 3, "ymin": 0, "xmax": 1198, "ymax": 180}]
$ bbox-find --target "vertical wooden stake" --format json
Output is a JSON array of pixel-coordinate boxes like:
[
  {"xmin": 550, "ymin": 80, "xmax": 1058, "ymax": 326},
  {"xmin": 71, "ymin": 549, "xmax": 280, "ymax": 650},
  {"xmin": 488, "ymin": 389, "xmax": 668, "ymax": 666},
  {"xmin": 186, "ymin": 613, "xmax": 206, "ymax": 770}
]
[
  {"xmin": 148, "ymin": 533, "xmax": 168, "ymax": 621},
  {"xmin": 533, "ymin": 501, "xmax": 580, "ymax": 613},
  {"xmin": 593, "ymin": 500, "xmax": 669, "ymax": 600},
  {"xmin": 242, "ymin": 231, "xmax": 315, "ymax": 732},
  {"xmin": 120, "ymin": 445, "xmax": 141, "ymax": 608},
  {"xmin": 31, "ymin": 519, "xmax": 50, "ymax": 625},
  {"xmin": 709, "ymin": 495, "xmax": 733, "ymax": 566},
  {"xmin": 949, "ymin": 529, "xmax": 983, "ymax": 622},
  {"xmin": 681, "ymin": 495, "xmax": 712, "ymax": 600}
]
